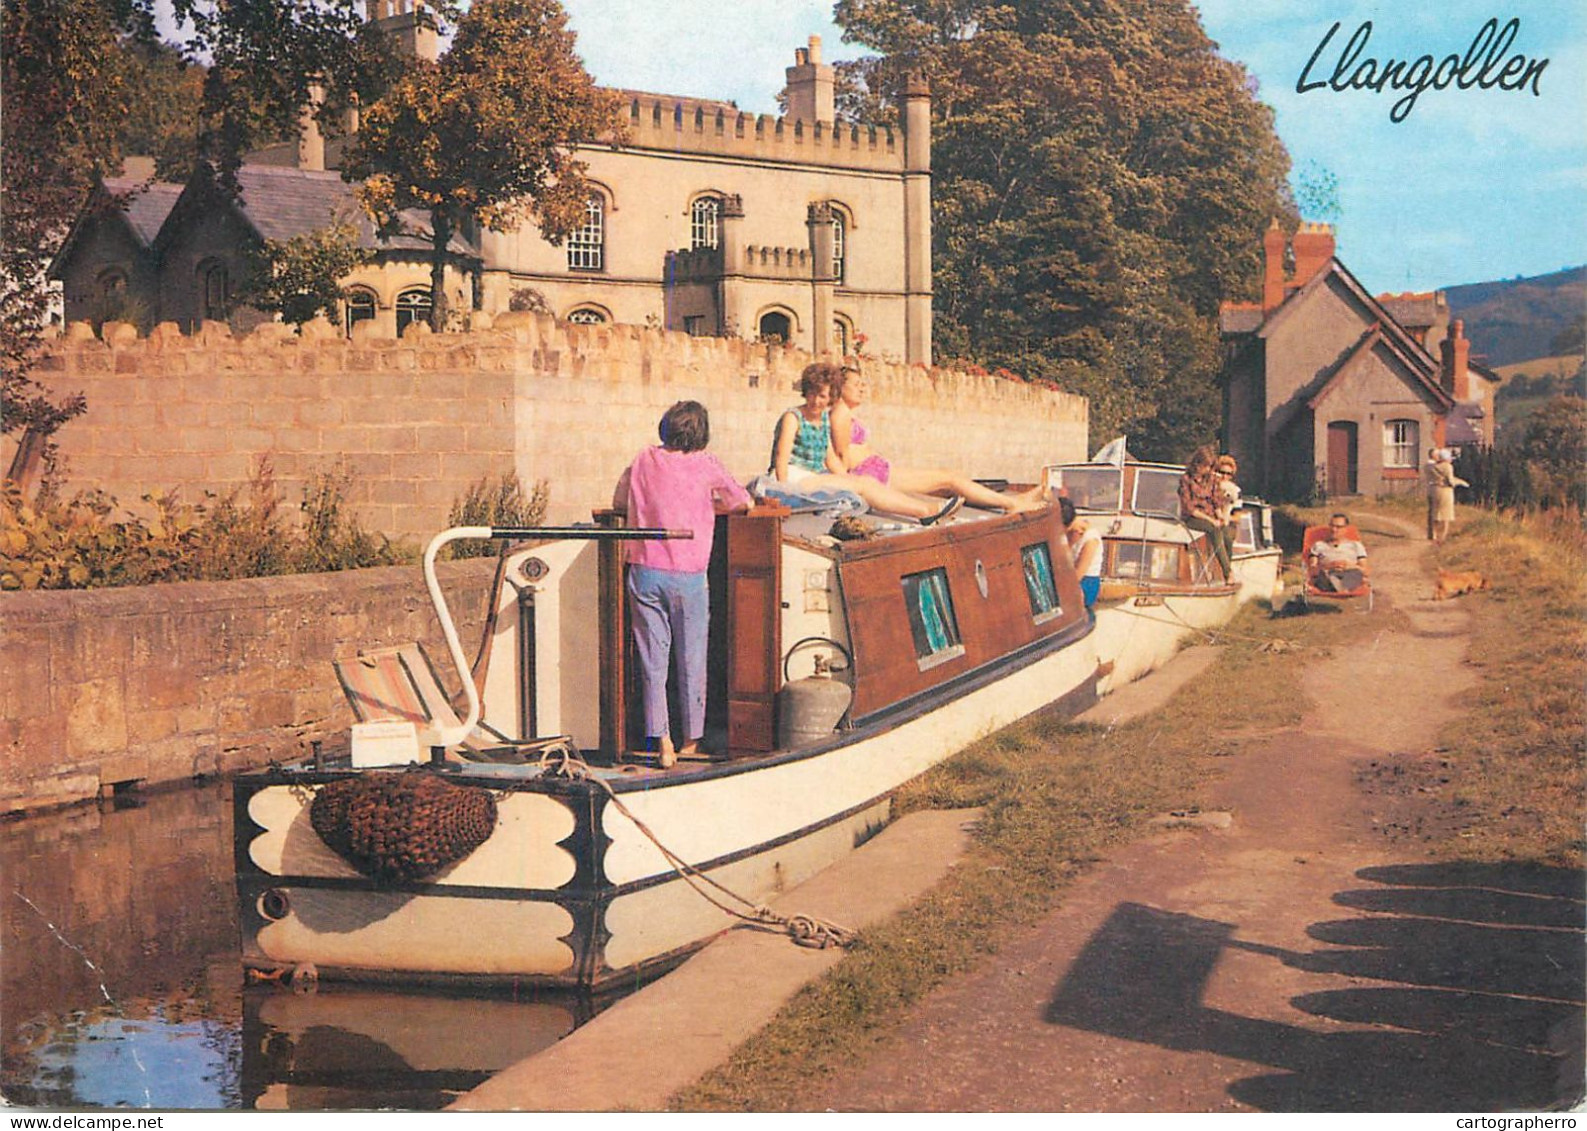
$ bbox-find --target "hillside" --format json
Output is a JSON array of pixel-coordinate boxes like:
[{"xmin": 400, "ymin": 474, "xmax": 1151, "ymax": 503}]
[{"xmin": 1444, "ymin": 265, "xmax": 1586, "ymax": 367}]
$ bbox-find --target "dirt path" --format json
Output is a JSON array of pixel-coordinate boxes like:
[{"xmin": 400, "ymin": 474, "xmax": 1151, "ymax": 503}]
[{"xmin": 809, "ymin": 517, "xmax": 1583, "ymax": 1112}]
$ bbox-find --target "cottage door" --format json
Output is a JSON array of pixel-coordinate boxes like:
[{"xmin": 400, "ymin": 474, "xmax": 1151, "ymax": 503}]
[{"xmin": 1326, "ymin": 422, "xmax": 1358, "ymax": 496}]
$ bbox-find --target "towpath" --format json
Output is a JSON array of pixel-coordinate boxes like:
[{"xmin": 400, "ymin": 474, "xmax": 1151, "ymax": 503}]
[{"xmin": 805, "ymin": 514, "xmax": 1583, "ymax": 1112}]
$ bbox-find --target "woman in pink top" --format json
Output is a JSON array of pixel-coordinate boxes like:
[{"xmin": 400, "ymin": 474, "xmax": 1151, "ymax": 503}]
[
  {"xmin": 613, "ymin": 401, "xmax": 752, "ymax": 766},
  {"xmin": 829, "ymin": 365, "xmax": 1046, "ymax": 514}
]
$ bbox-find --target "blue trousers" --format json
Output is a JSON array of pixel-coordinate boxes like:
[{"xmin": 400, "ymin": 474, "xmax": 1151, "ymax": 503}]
[{"xmin": 626, "ymin": 565, "xmax": 709, "ymax": 744}]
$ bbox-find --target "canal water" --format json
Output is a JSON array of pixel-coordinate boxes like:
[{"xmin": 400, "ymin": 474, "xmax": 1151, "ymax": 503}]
[{"xmin": 0, "ymin": 781, "xmax": 601, "ymax": 1110}]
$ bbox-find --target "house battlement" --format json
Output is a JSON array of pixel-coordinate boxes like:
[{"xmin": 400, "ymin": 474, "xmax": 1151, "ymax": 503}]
[{"xmin": 617, "ymin": 95, "xmax": 908, "ymax": 173}]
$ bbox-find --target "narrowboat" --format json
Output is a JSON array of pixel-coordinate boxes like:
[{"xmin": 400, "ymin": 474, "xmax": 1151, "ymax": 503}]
[
  {"xmin": 233, "ymin": 500, "xmax": 1097, "ymax": 991},
  {"xmin": 1043, "ymin": 450, "xmax": 1283, "ymax": 690}
]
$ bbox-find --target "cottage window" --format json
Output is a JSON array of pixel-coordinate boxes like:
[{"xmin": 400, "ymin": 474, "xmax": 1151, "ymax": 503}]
[
  {"xmin": 344, "ymin": 289, "xmax": 377, "ymax": 336},
  {"xmin": 395, "ymin": 288, "xmax": 431, "ymax": 334},
  {"xmin": 690, "ymin": 196, "xmax": 719, "ymax": 250},
  {"xmin": 568, "ymin": 197, "xmax": 605, "ymax": 271},
  {"xmin": 1021, "ymin": 543, "xmax": 1063, "ymax": 622},
  {"xmin": 199, "ymin": 259, "xmax": 229, "ymax": 322},
  {"xmin": 1384, "ymin": 419, "xmax": 1418, "ymax": 468},
  {"xmin": 902, "ymin": 568, "xmax": 964, "ymax": 669}
]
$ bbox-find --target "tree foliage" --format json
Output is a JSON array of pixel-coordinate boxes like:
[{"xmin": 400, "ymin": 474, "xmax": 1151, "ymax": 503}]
[
  {"xmin": 344, "ymin": 0, "xmax": 627, "ymax": 331},
  {"xmin": 833, "ymin": 0, "xmax": 1296, "ymax": 457},
  {"xmin": 238, "ymin": 225, "xmax": 371, "ymax": 326},
  {"xmin": 168, "ymin": 0, "xmax": 423, "ymax": 187},
  {"xmin": 0, "ymin": 0, "xmax": 153, "ymax": 452}
]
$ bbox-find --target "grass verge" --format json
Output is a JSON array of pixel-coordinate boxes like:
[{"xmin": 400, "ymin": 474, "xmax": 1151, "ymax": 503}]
[
  {"xmin": 1423, "ymin": 508, "xmax": 1585, "ymax": 864},
  {"xmin": 674, "ymin": 590, "xmax": 1388, "ymax": 1111}
]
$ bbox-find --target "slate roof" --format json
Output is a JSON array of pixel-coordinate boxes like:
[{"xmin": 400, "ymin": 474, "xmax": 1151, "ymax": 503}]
[
  {"xmin": 1375, "ymin": 291, "xmax": 1444, "ymax": 330},
  {"xmin": 101, "ymin": 178, "xmax": 185, "ymax": 246},
  {"xmin": 226, "ymin": 165, "xmax": 473, "ymax": 255}
]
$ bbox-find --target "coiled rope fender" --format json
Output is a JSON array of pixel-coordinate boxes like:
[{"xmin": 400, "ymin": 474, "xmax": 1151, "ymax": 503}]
[{"xmin": 538, "ymin": 749, "xmax": 858, "ymax": 951}]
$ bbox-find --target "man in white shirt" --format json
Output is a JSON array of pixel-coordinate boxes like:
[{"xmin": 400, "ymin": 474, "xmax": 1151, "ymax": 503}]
[{"xmin": 1309, "ymin": 513, "xmax": 1370, "ymax": 592}]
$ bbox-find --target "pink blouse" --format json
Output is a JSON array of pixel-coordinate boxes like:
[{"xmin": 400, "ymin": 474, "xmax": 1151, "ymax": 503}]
[{"xmin": 613, "ymin": 446, "xmax": 752, "ymax": 573}]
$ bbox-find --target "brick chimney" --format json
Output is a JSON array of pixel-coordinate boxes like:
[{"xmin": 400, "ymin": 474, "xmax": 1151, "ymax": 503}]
[
  {"xmin": 1261, "ymin": 218, "xmax": 1287, "ymax": 312},
  {"xmin": 1440, "ymin": 318, "xmax": 1472, "ymax": 400},
  {"xmin": 785, "ymin": 35, "xmax": 835, "ymax": 124},
  {"xmin": 1291, "ymin": 221, "xmax": 1336, "ymax": 288}
]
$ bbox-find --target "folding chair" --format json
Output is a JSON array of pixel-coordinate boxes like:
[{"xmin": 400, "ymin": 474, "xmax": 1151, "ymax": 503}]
[
  {"xmin": 1300, "ymin": 524, "xmax": 1374, "ymax": 611},
  {"xmin": 334, "ymin": 643, "xmax": 573, "ymax": 763}
]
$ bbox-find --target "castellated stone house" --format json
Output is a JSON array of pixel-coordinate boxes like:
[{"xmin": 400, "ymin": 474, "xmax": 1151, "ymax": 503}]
[
  {"xmin": 51, "ymin": 4, "xmax": 934, "ymax": 365},
  {"xmin": 1219, "ymin": 221, "xmax": 1498, "ymax": 502}
]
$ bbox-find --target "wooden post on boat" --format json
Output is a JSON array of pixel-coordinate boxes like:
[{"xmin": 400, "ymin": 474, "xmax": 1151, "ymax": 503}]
[
  {"xmin": 724, "ymin": 503, "xmax": 788, "ymax": 753},
  {"xmin": 594, "ymin": 508, "xmax": 626, "ymax": 760}
]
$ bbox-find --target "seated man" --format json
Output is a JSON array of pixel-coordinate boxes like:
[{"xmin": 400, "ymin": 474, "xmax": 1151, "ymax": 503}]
[{"xmin": 1309, "ymin": 513, "xmax": 1370, "ymax": 592}]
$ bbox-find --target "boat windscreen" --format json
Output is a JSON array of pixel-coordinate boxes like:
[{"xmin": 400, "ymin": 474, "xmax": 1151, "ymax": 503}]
[
  {"xmin": 1132, "ymin": 468, "xmax": 1182, "ymax": 519},
  {"xmin": 1050, "ymin": 466, "xmax": 1123, "ymax": 512}
]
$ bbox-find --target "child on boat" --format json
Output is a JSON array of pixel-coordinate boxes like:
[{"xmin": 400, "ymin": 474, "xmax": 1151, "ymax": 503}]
[{"xmin": 613, "ymin": 401, "xmax": 752, "ymax": 767}]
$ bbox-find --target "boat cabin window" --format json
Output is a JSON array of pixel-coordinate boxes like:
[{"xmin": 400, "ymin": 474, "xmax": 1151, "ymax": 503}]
[
  {"xmin": 1131, "ymin": 468, "xmax": 1182, "ymax": 518},
  {"xmin": 1112, "ymin": 541, "xmax": 1181, "ymax": 583},
  {"xmin": 1020, "ymin": 543, "xmax": 1063, "ymax": 623},
  {"xmin": 902, "ymin": 568, "xmax": 964, "ymax": 670},
  {"xmin": 1232, "ymin": 508, "xmax": 1260, "ymax": 552},
  {"xmin": 1050, "ymin": 467, "xmax": 1123, "ymax": 512}
]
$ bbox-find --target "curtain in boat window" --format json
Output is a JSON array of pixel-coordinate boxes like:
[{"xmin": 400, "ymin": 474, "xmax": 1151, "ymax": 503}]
[
  {"xmin": 902, "ymin": 569, "xmax": 960, "ymax": 659},
  {"xmin": 1021, "ymin": 543, "xmax": 1060, "ymax": 616}
]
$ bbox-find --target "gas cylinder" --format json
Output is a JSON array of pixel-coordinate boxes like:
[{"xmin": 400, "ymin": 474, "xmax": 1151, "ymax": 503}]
[{"xmin": 777, "ymin": 653, "xmax": 853, "ymax": 750}]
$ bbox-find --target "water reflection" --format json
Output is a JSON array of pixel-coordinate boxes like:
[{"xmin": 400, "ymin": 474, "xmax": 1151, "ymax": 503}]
[{"xmin": 1, "ymin": 783, "xmax": 591, "ymax": 1110}]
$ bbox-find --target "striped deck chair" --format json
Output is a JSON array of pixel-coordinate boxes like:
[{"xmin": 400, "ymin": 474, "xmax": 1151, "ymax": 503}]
[{"xmin": 333, "ymin": 643, "xmax": 573, "ymax": 763}]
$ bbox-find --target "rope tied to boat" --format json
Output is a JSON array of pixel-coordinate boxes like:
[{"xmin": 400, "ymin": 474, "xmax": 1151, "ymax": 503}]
[{"xmin": 537, "ymin": 749, "xmax": 859, "ymax": 951}]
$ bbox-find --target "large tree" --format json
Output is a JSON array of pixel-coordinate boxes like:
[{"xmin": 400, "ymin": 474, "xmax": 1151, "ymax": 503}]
[
  {"xmin": 1, "ymin": 0, "xmax": 152, "ymax": 469},
  {"xmin": 169, "ymin": 0, "xmax": 419, "ymax": 186},
  {"xmin": 343, "ymin": 0, "xmax": 626, "ymax": 331},
  {"xmin": 833, "ymin": 0, "xmax": 1295, "ymax": 457}
]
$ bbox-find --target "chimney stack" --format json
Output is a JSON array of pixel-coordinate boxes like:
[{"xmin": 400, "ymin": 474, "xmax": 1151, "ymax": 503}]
[
  {"xmin": 785, "ymin": 35, "xmax": 835, "ymax": 124},
  {"xmin": 1291, "ymin": 221, "xmax": 1336, "ymax": 288},
  {"xmin": 298, "ymin": 84, "xmax": 326, "ymax": 171},
  {"xmin": 1440, "ymin": 319, "xmax": 1472, "ymax": 400},
  {"xmin": 1261, "ymin": 219, "xmax": 1287, "ymax": 312}
]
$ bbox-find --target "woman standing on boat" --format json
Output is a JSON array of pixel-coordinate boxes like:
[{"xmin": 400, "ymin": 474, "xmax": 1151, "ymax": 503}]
[
  {"xmin": 1178, "ymin": 445, "xmax": 1233, "ymax": 582},
  {"xmin": 770, "ymin": 363, "xmax": 962, "ymax": 524},
  {"xmin": 829, "ymin": 365, "xmax": 1046, "ymax": 514},
  {"xmin": 614, "ymin": 400, "xmax": 752, "ymax": 767}
]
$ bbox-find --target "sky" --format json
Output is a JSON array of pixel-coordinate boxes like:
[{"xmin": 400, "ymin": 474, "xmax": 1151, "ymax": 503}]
[{"xmin": 556, "ymin": 0, "xmax": 1587, "ymax": 296}]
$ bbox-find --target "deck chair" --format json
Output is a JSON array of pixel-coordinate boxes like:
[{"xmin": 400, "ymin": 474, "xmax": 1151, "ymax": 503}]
[
  {"xmin": 334, "ymin": 643, "xmax": 573, "ymax": 763},
  {"xmin": 1300, "ymin": 524, "xmax": 1374, "ymax": 611}
]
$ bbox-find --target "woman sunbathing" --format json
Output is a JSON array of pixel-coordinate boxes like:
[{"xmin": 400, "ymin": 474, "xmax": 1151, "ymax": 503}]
[
  {"xmin": 829, "ymin": 365, "xmax": 1047, "ymax": 514},
  {"xmin": 770, "ymin": 363, "xmax": 962, "ymax": 525}
]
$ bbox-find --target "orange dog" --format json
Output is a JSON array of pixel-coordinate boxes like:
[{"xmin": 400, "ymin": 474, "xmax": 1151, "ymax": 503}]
[{"xmin": 1434, "ymin": 568, "xmax": 1489, "ymax": 600}]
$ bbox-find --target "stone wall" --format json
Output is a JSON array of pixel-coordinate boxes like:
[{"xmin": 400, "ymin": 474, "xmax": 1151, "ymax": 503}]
[
  {"xmin": 21, "ymin": 315, "xmax": 1088, "ymax": 544},
  {"xmin": 0, "ymin": 558, "xmax": 495, "ymax": 815}
]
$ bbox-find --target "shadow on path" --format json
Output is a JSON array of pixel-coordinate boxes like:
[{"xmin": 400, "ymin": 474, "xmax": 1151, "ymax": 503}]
[{"xmin": 1045, "ymin": 862, "xmax": 1585, "ymax": 1111}]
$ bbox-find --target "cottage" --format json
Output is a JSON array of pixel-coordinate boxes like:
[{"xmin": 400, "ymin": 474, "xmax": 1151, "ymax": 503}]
[{"xmin": 1219, "ymin": 221, "xmax": 1497, "ymax": 501}]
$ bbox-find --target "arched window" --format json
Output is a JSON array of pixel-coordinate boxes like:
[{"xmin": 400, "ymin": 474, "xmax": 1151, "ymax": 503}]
[
  {"xmin": 198, "ymin": 259, "xmax": 229, "ymax": 322},
  {"xmin": 344, "ymin": 288, "xmax": 377, "ymax": 336},
  {"xmin": 830, "ymin": 212, "xmax": 846, "ymax": 284},
  {"xmin": 1383, "ymin": 419, "xmax": 1418, "ymax": 468},
  {"xmin": 566, "ymin": 306, "xmax": 607, "ymax": 325},
  {"xmin": 568, "ymin": 196, "xmax": 605, "ymax": 271},
  {"xmin": 690, "ymin": 196, "xmax": 720, "ymax": 250},
  {"xmin": 832, "ymin": 315, "xmax": 852, "ymax": 357},
  {"xmin": 96, "ymin": 268, "xmax": 127, "ymax": 300},
  {"xmin": 758, "ymin": 311, "xmax": 792, "ymax": 344},
  {"xmin": 395, "ymin": 288, "xmax": 431, "ymax": 335}
]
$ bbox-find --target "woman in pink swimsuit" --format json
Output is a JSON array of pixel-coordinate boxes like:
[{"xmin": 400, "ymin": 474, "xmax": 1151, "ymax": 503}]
[{"xmin": 830, "ymin": 366, "xmax": 1047, "ymax": 514}]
